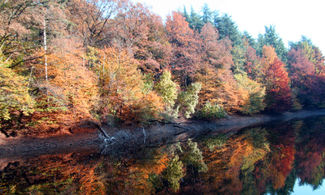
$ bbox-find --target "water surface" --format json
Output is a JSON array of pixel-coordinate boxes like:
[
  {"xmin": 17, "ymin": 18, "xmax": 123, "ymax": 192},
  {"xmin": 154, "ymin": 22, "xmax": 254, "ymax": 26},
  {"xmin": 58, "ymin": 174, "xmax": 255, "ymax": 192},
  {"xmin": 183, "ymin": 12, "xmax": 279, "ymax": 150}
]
[{"xmin": 1, "ymin": 116, "xmax": 325, "ymax": 194}]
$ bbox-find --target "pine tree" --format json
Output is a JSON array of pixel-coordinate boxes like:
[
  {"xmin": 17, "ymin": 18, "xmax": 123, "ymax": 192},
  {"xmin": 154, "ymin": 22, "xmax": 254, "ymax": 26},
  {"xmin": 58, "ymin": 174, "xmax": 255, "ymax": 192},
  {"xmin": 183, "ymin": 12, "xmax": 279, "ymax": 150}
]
[
  {"xmin": 257, "ymin": 26, "xmax": 287, "ymax": 63},
  {"xmin": 213, "ymin": 14, "xmax": 242, "ymax": 46}
]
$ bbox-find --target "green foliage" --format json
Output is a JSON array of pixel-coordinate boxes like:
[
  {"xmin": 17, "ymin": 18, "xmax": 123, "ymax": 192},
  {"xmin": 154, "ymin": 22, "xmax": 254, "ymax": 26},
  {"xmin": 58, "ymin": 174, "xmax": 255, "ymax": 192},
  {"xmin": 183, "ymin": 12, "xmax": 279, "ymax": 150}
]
[
  {"xmin": 291, "ymin": 93, "xmax": 303, "ymax": 111},
  {"xmin": 241, "ymin": 128, "xmax": 270, "ymax": 172},
  {"xmin": 203, "ymin": 133, "xmax": 229, "ymax": 151},
  {"xmin": 180, "ymin": 139, "xmax": 208, "ymax": 173},
  {"xmin": 235, "ymin": 74, "xmax": 266, "ymax": 115},
  {"xmin": 257, "ymin": 26, "xmax": 288, "ymax": 63},
  {"xmin": 0, "ymin": 52, "xmax": 34, "ymax": 123},
  {"xmin": 214, "ymin": 14, "xmax": 243, "ymax": 46},
  {"xmin": 243, "ymin": 31, "xmax": 257, "ymax": 49},
  {"xmin": 177, "ymin": 82, "xmax": 202, "ymax": 118},
  {"xmin": 241, "ymin": 149, "xmax": 268, "ymax": 172},
  {"xmin": 245, "ymin": 128, "xmax": 269, "ymax": 149},
  {"xmin": 148, "ymin": 173, "xmax": 164, "ymax": 192},
  {"xmin": 142, "ymin": 73, "xmax": 154, "ymax": 94},
  {"xmin": 232, "ymin": 44, "xmax": 246, "ymax": 74},
  {"xmin": 161, "ymin": 105, "xmax": 180, "ymax": 121},
  {"xmin": 201, "ymin": 3, "xmax": 213, "ymax": 24},
  {"xmin": 155, "ymin": 70, "xmax": 178, "ymax": 108},
  {"xmin": 196, "ymin": 102, "xmax": 227, "ymax": 120},
  {"xmin": 163, "ymin": 155, "xmax": 185, "ymax": 192},
  {"xmin": 183, "ymin": 7, "xmax": 204, "ymax": 31}
]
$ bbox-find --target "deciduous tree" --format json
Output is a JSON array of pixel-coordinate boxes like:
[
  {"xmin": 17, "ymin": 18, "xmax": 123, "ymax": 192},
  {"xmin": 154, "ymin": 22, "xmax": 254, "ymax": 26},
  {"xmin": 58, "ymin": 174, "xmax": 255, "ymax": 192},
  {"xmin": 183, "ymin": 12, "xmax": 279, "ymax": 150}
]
[
  {"xmin": 166, "ymin": 11, "xmax": 201, "ymax": 86},
  {"xmin": 0, "ymin": 51, "xmax": 34, "ymax": 130},
  {"xmin": 264, "ymin": 57, "xmax": 292, "ymax": 112}
]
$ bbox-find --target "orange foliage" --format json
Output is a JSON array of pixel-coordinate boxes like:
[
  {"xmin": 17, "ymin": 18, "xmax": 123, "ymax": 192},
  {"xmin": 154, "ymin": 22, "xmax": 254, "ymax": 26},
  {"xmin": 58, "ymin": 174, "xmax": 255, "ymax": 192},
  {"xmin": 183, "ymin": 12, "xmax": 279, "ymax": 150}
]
[
  {"xmin": 113, "ymin": 2, "xmax": 171, "ymax": 74},
  {"xmin": 93, "ymin": 47, "xmax": 163, "ymax": 123},
  {"xmin": 30, "ymin": 46, "xmax": 99, "ymax": 135},
  {"xmin": 166, "ymin": 11, "xmax": 201, "ymax": 86},
  {"xmin": 269, "ymin": 144, "xmax": 295, "ymax": 189},
  {"xmin": 265, "ymin": 58, "xmax": 292, "ymax": 112},
  {"xmin": 21, "ymin": 153, "xmax": 105, "ymax": 194},
  {"xmin": 199, "ymin": 132, "xmax": 270, "ymax": 194},
  {"xmin": 261, "ymin": 46, "xmax": 292, "ymax": 112},
  {"xmin": 196, "ymin": 33, "xmax": 248, "ymax": 113}
]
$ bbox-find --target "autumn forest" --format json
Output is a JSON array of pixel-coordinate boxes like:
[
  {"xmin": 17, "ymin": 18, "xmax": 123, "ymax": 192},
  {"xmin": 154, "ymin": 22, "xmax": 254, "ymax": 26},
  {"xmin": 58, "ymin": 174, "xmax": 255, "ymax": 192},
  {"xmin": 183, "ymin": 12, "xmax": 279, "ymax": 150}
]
[{"xmin": 1, "ymin": 0, "xmax": 325, "ymax": 137}]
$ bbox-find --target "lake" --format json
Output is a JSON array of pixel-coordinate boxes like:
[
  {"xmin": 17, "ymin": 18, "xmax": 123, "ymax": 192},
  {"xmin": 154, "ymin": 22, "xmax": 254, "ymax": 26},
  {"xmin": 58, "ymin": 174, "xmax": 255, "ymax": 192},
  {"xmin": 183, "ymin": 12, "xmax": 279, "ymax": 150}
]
[{"xmin": 1, "ymin": 116, "xmax": 325, "ymax": 194}]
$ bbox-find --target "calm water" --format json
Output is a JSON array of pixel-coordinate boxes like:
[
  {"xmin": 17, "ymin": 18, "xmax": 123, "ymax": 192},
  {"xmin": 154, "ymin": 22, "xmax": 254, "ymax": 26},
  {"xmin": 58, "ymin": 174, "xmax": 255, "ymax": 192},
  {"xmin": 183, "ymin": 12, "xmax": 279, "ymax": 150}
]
[{"xmin": 1, "ymin": 116, "xmax": 325, "ymax": 194}]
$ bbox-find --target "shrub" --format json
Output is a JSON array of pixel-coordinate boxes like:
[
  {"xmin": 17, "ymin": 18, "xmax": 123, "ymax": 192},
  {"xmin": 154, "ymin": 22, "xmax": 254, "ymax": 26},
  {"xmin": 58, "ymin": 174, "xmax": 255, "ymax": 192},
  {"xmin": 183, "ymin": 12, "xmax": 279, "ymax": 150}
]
[
  {"xmin": 162, "ymin": 155, "xmax": 184, "ymax": 192},
  {"xmin": 177, "ymin": 82, "xmax": 202, "ymax": 118},
  {"xmin": 196, "ymin": 102, "xmax": 227, "ymax": 120},
  {"xmin": 155, "ymin": 70, "xmax": 178, "ymax": 108},
  {"xmin": 234, "ymin": 73, "xmax": 266, "ymax": 115}
]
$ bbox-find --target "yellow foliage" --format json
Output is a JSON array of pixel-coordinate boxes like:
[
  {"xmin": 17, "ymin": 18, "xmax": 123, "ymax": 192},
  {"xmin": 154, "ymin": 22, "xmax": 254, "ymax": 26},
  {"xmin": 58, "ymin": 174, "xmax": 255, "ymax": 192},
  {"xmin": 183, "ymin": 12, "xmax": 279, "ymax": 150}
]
[
  {"xmin": 196, "ymin": 65, "xmax": 250, "ymax": 113},
  {"xmin": 31, "ymin": 48, "xmax": 99, "ymax": 134},
  {"xmin": 0, "ymin": 66, "xmax": 34, "ymax": 121},
  {"xmin": 90, "ymin": 47, "xmax": 164, "ymax": 123},
  {"xmin": 213, "ymin": 69, "xmax": 248, "ymax": 112},
  {"xmin": 0, "ymin": 49, "xmax": 34, "ymax": 126},
  {"xmin": 48, "ymin": 51, "xmax": 99, "ymax": 118}
]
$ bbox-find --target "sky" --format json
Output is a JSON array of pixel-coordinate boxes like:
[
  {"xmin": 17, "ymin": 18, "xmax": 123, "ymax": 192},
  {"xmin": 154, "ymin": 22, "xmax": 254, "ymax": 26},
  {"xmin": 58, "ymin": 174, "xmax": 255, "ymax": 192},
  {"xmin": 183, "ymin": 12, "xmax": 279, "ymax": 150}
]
[
  {"xmin": 291, "ymin": 179, "xmax": 325, "ymax": 195},
  {"xmin": 135, "ymin": 0, "xmax": 325, "ymax": 53}
]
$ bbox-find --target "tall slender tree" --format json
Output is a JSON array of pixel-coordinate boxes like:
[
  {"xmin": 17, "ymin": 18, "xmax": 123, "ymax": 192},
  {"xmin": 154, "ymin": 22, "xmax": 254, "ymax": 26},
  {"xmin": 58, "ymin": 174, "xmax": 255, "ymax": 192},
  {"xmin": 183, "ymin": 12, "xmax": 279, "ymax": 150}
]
[
  {"xmin": 262, "ymin": 46, "xmax": 292, "ymax": 112},
  {"xmin": 166, "ymin": 11, "xmax": 201, "ymax": 87}
]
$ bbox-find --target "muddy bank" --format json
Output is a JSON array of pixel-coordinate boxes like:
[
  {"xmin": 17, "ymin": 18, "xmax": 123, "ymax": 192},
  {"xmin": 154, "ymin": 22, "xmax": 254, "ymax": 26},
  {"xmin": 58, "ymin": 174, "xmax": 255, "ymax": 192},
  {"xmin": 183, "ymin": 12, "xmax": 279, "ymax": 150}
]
[{"xmin": 1, "ymin": 109, "xmax": 325, "ymax": 159}]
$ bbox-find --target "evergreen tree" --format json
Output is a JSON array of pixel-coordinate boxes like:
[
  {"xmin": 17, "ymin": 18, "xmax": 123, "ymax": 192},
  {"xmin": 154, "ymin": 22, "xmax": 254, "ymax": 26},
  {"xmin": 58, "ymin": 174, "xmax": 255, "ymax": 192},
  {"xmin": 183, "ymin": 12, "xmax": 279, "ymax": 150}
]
[
  {"xmin": 213, "ymin": 14, "xmax": 242, "ymax": 46},
  {"xmin": 183, "ymin": 6, "xmax": 189, "ymax": 21},
  {"xmin": 243, "ymin": 31, "xmax": 257, "ymax": 49},
  {"xmin": 188, "ymin": 7, "xmax": 204, "ymax": 31},
  {"xmin": 257, "ymin": 26, "xmax": 288, "ymax": 63},
  {"xmin": 201, "ymin": 3, "xmax": 213, "ymax": 24}
]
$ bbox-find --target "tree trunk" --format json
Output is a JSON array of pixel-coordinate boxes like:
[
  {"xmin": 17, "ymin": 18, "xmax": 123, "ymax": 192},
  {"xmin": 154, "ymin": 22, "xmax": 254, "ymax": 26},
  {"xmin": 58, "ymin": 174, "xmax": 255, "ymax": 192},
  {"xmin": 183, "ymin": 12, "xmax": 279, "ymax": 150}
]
[{"xmin": 43, "ymin": 8, "xmax": 49, "ymax": 104}]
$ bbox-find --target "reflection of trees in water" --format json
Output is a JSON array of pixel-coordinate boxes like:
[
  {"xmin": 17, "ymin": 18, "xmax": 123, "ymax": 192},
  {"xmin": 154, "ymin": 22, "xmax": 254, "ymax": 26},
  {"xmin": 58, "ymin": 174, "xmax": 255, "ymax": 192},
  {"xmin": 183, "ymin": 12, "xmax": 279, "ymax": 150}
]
[
  {"xmin": 1, "ymin": 117, "xmax": 325, "ymax": 194},
  {"xmin": 0, "ymin": 152, "xmax": 106, "ymax": 194},
  {"xmin": 181, "ymin": 117, "xmax": 325, "ymax": 195},
  {"xmin": 254, "ymin": 122, "xmax": 296, "ymax": 194},
  {"xmin": 295, "ymin": 117, "xmax": 325, "ymax": 189},
  {"xmin": 0, "ymin": 139, "xmax": 208, "ymax": 194},
  {"xmin": 183, "ymin": 127, "xmax": 271, "ymax": 194}
]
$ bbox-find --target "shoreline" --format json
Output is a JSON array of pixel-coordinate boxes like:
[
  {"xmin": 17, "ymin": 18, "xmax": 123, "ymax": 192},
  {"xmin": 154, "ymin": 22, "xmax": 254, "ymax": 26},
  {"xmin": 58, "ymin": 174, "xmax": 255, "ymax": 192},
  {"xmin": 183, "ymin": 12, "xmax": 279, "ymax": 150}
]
[{"xmin": 1, "ymin": 109, "xmax": 325, "ymax": 159}]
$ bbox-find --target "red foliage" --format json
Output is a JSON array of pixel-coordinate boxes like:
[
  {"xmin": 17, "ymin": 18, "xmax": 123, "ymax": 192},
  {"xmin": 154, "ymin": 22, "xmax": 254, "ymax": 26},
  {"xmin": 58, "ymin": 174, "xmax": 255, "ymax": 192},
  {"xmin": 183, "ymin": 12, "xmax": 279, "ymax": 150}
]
[
  {"xmin": 297, "ymin": 74, "xmax": 325, "ymax": 106},
  {"xmin": 166, "ymin": 12, "xmax": 202, "ymax": 86},
  {"xmin": 265, "ymin": 58, "xmax": 292, "ymax": 112},
  {"xmin": 288, "ymin": 48, "xmax": 315, "ymax": 77},
  {"xmin": 288, "ymin": 48, "xmax": 325, "ymax": 107},
  {"xmin": 244, "ymin": 45, "xmax": 261, "ymax": 80},
  {"xmin": 113, "ymin": 3, "xmax": 172, "ymax": 74}
]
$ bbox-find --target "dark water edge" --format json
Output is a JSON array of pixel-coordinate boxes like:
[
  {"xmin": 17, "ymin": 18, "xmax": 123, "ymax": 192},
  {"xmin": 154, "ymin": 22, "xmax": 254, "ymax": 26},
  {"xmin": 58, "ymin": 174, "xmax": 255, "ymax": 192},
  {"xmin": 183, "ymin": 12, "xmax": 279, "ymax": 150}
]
[
  {"xmin": 1, "ymin": 109, "xmax": 325, "ymax": 159},
  {"xmin": 1, "ymin": 113, "xmax": 325, "ymax": 194}
]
